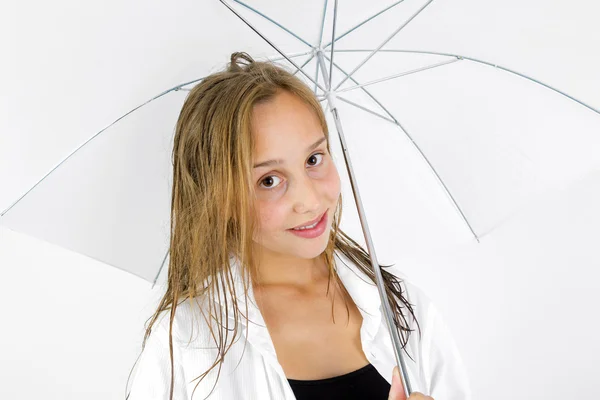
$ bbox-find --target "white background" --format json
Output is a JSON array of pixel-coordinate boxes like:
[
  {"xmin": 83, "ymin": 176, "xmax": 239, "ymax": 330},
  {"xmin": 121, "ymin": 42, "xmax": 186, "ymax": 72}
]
[{"xmin": 1, "ymin": 1, "xmax": 599, "ymax": 399}]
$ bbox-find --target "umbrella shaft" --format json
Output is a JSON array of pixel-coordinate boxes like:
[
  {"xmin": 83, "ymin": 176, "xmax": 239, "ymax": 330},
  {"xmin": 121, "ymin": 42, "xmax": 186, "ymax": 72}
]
[{"xmin": 315, "ymin": 51, "xmax": 413, "ymax": 397}]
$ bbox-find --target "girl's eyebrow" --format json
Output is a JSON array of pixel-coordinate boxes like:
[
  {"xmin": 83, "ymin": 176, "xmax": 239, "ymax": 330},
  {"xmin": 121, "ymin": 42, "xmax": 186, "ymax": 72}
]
[{"xmin": 253, "ymin": 136, "xmax": 326, "ymax": 169}]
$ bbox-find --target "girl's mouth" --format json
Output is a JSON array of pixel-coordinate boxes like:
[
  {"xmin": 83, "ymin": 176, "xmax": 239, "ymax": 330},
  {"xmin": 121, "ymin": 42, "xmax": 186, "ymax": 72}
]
[{"xmin": 287, "ymin": 210, "xmax": 328, "ymax": 239}]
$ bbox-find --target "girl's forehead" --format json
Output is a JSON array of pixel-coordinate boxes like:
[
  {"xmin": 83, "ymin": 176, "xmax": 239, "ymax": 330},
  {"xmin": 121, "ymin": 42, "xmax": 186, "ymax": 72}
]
[
  {"xmin": 252, "ymin": 122, "xmax": 324, "ymax": 152},
  {"xmin": 252, "ymin": 93, "xmax": 320, "ymax": 132},
  {"xmin": 250, "ymin": 92, "xmax": 325, "ymax": 160}
]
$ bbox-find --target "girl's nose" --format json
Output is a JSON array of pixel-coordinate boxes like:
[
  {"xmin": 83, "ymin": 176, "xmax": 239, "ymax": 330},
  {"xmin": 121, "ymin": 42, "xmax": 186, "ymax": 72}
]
[{"xmin": 292, "ymin": 175, "xmax": 320, "ymax": 214}]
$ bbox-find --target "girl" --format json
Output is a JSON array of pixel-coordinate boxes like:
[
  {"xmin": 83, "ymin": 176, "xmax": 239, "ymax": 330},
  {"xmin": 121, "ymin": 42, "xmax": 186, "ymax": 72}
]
[{"xmin": 126, "ymin": 52, "xmax": 471, "ymax": 400}]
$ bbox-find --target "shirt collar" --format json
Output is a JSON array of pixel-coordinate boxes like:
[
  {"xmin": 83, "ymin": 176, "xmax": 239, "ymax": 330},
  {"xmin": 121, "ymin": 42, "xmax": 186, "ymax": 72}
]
[
  {"xmin": 213, "ymin": 251, "xmax": 383, "ymax": 344},
  {"xmin": 332, "ymin": 251, "xmax": 383, "ymax": 342}
]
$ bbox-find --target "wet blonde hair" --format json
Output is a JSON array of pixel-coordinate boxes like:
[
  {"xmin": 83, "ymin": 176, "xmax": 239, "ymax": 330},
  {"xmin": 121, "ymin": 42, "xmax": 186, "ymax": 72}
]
[{"xmin": 127, "ymin": 51, "xmax": 421, "ymax": 400}]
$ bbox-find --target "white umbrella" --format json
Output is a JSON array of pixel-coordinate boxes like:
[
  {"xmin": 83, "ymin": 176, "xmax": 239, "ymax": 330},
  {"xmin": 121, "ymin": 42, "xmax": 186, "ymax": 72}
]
[{"xmin": 2, "ymin": 0, "xmax": 600, "ymax": 396}]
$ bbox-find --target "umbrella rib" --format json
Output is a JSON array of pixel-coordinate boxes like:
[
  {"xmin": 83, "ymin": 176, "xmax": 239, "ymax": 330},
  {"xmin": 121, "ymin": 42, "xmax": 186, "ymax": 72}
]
[
  {"xmin": 317, "ymin": 49, "xmax": 395, "ymax": 124},
  {"xmin": 232, "ymin": 0, "xmax": 312, "ymax": 48},
  {"xmin": 0, "ymin": 47, "xmax": 320, "ymax": 221},
  {"xmin": 318, "ymin": 0, "xmax": 328, "ymax": 47},
  {"xmin": 174, "ymin": 52, "xmax": 317, "ymax": 87},
  {"xmin": 313, "ymin": 0, "xmax": 329, "ymax": 93},
  {"xmin": 333, "ymin": 0, "xmax": 434, "ymax": 92},
  {"xmin": 246, "ymin": 51, "xmax": 322, "ymax": 90},
  {"xmin": 239, "ymin": 52, "xmax": 322, "ymax": 93},
  {"xmin": 337, "ymin": 57, "xmax": 461, "ymax": 94},
  {"xmin": 327, "ymin": 0, "xmax": 338, "ymax": 90},
  {"xmin": 334, "ymin": 95, "xmax": 397, "ymax": 125},
  {"xmin": 286, "ymin": 53, "xmax": 326, "ymax": 96},
  {"xmin": 322, "ymin": 0, "xmax": 407, "ymax": 50},
  {"xmin": 322, "ymin": 55, "xmax": 480, "ymax": 242},
  {"xmin": 334, "ymin": 49, "xmax": 600, "ymax": 116},
  {"xmin": 323, "ymin": 53, "xmax": 399, "ymax": 123},
  {"xmin": 219, "ymin": 0, "xmax": 327, "ymax": 93},
  {"xmin": 0, "ymin": 81, "xmax": 200, "ymax": 217},
  {"xmin": 263, "ymin": 50, "xmax": 314, "ymax": 63},
  {"xmin": 292, "ymin": 53, "xmax": 316, "ymax": 75},
  {"xmin": 152, "ymin": 248, "xmax": 170, "ymax": 288},
  {"xmin": 314, "ymin": 56, "xmax": 321, "ymax": 93},
  {"xmin": 172, "ymin": 52, "xmax": 320, "ymax": 90},
  {"xmin": 229, "ymin": 1, "xmax": 326, "ymax": 94}
]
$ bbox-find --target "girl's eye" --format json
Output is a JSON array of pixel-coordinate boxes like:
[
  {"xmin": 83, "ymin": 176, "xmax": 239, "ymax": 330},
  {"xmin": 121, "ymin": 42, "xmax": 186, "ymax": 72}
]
[
  {"xmin": 259, "ymin": 175, "xmax": 282, "ymax": 189},
  {"xmin": 307, "ymin": 152, "xmax": 325, "ymax": 167},
  {"xmin": 258, "ymin": 152, "xmax": 325, "ymax": 190}
]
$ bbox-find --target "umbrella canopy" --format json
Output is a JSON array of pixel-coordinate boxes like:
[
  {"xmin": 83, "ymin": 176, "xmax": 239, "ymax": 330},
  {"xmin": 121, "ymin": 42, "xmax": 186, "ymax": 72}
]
[{"xmin": 2, "ymin": 0, "xmax": 599, "ymax": 284}]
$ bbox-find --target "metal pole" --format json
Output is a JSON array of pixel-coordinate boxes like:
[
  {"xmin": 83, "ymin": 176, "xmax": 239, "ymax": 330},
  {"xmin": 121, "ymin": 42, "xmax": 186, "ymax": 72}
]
[{"xmin": 316, "ymin": 50, "xmax": 413, "ymax": 397}]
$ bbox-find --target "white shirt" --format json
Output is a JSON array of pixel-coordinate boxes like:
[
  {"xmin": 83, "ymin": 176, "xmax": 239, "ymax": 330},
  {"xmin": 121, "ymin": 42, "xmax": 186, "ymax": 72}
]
[{"xmin": 127, "ymin": 251, "xmax": 472, "ymax": 399}]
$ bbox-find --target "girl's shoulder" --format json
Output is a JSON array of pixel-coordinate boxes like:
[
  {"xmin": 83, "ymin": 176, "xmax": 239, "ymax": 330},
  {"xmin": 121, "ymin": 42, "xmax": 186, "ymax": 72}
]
[
  {"xmin": 150, "ymin": 295, "xmax": 231, "ymax": 350},
  {"xmin": 384, "ymin": 265, "xmax": 435, "ymax": 317},
  {"xmin": 128, "ymin": 295, "xmax": 245, "ymax": 400}
]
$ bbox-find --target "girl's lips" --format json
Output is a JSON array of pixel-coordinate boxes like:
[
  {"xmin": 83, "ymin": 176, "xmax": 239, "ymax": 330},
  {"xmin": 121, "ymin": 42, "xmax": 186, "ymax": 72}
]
[
  {"xmin": 290, "ymin": 210, "xmax": 326, "ymax": 230},
  {"xmin": 287, "ymin": 210, "xmax": 328, "ymax": 239}
]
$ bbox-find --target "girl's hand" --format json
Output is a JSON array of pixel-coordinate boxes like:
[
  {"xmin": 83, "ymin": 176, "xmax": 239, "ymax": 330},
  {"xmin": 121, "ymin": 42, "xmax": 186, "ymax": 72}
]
[{"xmin": 388, "ymin": 366, "xmax": 434, "ymax": 400}]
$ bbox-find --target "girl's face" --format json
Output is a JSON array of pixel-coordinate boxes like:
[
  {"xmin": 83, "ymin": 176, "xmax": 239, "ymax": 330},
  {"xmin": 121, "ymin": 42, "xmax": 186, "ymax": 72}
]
[{"xmin": 250, "ymin": 90, "xmax": 341, "ymax": 260}]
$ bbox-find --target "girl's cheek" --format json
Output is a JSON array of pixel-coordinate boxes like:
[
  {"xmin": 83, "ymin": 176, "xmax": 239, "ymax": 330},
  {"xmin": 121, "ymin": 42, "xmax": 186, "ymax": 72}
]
[
  {"xmin": 325, "ymin": 164, "xmax": 341, "ymax": 195},
  {"xmin": 258, "ymin": 197, "xmax": 286, "ymax": 227},
  {"xmin": 257, "ymin": 202, "xmax": 277, "ymax": 230}
]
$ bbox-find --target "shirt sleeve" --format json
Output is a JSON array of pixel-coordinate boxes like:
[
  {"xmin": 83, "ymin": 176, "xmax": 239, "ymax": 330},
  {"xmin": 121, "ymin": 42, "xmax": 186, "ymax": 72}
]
[
  {"xmin": 127, "ymin": 322, "xmax": 190, "ymax": 400},
  {"xmin": 420, "ymin": 299, "xmax": 472, "ymax": 400}
]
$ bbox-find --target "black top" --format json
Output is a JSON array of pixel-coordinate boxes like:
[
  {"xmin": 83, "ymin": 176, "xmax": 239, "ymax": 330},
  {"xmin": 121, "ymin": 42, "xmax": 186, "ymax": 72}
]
[{"xmin": 287, "ymin": 363, "xmax": 391, "ymax": 399}]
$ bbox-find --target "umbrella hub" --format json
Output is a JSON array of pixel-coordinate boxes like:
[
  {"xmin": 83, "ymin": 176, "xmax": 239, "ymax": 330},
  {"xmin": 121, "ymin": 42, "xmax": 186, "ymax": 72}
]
[{"xmin": 313, "ymin": 49, "xmax": 339, "ymax": 110}]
